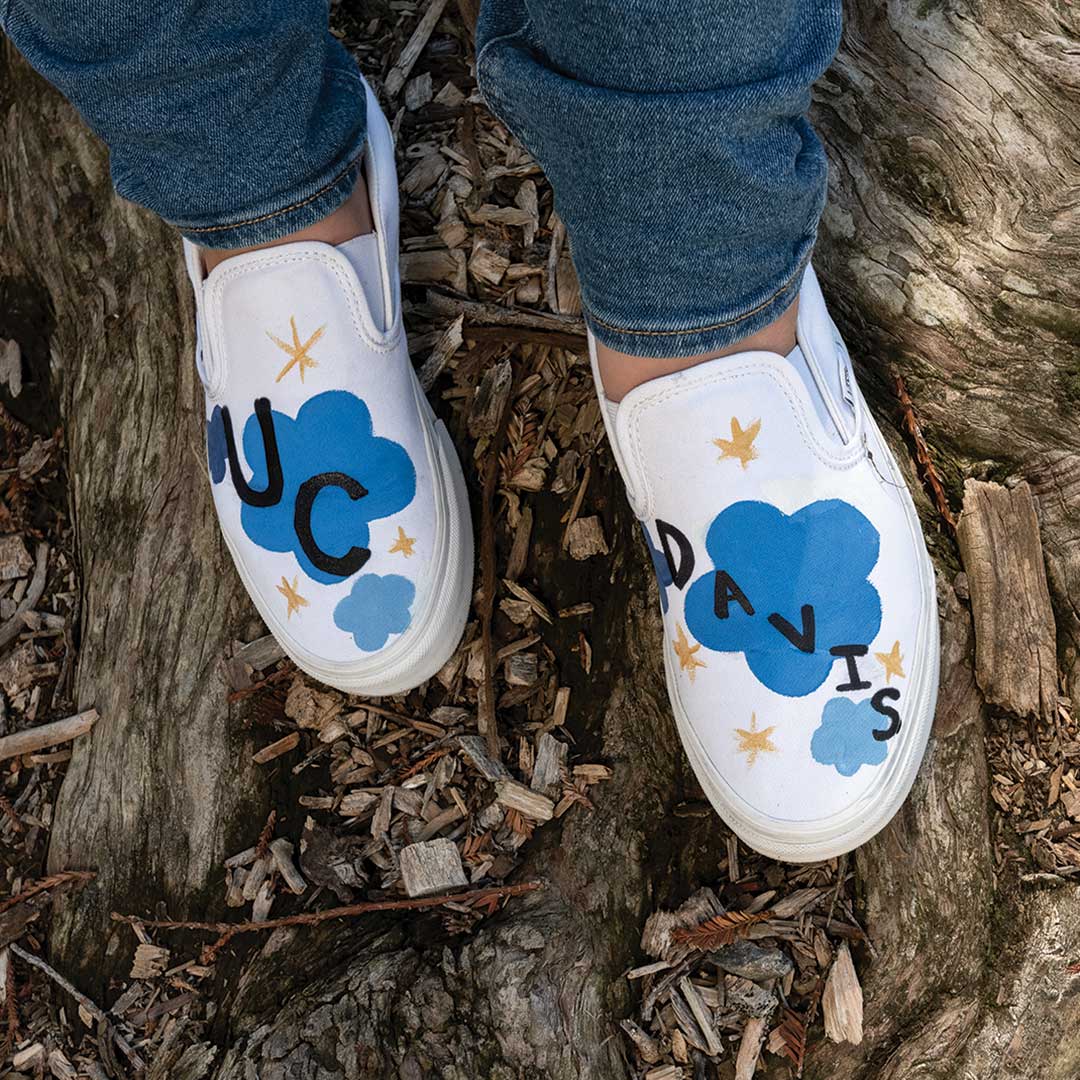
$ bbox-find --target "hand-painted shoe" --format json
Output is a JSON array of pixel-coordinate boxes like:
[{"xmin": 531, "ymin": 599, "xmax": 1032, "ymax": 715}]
[
  {"xmin": 592, "ymin": 266, "xmax": 939, "ymax": 861},
  {"xmin": 184, "ymin": 78, "xmax": 473, "ymax": 696}
]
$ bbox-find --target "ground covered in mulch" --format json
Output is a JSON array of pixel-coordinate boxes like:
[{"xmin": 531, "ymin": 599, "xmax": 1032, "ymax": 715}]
[{"xmin": 0, "ymin": 2, "xmax": 1062, "ymax": 1079}]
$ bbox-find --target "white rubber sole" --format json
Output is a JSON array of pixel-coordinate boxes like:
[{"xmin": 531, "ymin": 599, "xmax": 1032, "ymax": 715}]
[
  {"xmin": 663, "ymin": 413, "xmax": 941, "ymax": 863},
  {"xmin": 222, "ymin": 415, "xmax": 473, "ymax": 698}
]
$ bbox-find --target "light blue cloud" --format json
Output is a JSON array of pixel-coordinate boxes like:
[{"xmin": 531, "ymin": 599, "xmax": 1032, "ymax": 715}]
[
  {"xmin": 684, "ymin": 500, "xmax": 881, "ymax": 697},
  {"xmin": 811, "ymin": 696, "xmax": 889, "ymax": 776},
  {"xmin": 239, "ymin": 391, "xmax": 415, "ymax": 584},
  {"xmin": 334, "ymin": 573, "xmax": 416, "ymax": 651}
]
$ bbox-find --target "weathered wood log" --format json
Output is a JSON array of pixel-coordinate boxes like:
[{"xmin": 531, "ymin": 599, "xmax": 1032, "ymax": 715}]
[
  {"xmin": 3, "ymin": 0, "xmax": 1080, "ymax": 1075},
  {"xmin": 956, "ymin": 479, "xmax": 1057, "ymax": 720}
]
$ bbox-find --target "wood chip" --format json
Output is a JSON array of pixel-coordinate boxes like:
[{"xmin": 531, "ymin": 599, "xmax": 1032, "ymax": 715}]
[
  {"xmin": 531, "ymin": 732, "xmax": 567, "ymax": 798},
  {"xmin": 566, "ymin": 515, "xmax": 609, "ymax": 560},
  {"xmin": 130, "ymin": 942, "xmax": 170, "ymax": 980},
  {"xmin": 269, "ymin": 838, "xmax": 307, "ymax": 895},
  {"xmin": 457, "ymin": 734, "xmax": 510, "ymax": 781},
  {"xmin": 822, "ymin": 940, "xmax": 863, "ymax": 1044},
  {"xmin": 494, "ymin": 778, "xmax": 554, "ymax": 821},
  {"xmin": 233, "ymin": 634, "xmax": 285, "ymax": 672},
  {"xmin": 679, "ymin": 975, "xmax": 722, "ymax": 1056},
  {"xmin": 252, "ymin": 732, "xmax": 300, "ymax": 765},
  {"xmin": 0, "ymin": 535, "xmax": 32, "ymax": 580},
  {"xmin": 399, "ymin": 838, "xmax": 468, "ymax": 897},
  {"xmin": 734, "ymin": 1017, "xmax": 767, "ymax": 1080}
]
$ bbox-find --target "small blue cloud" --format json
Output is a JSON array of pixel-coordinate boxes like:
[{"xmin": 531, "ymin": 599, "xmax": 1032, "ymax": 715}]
[
  {"xmin": 684, "ymin": 500, "xmax": 881, "ymax": 697},
  {"xmin": 207, "ymin": 405, "xmax": 227, "ymax": 484},
  {"xmin": 642, "ymin": 523, "xmax": 672, "ymax": 614},
  {"xmin": 811, "ymin": 696, "xmax": 889, "ymax": 776},
  {"xmin": 334, "ymin": 573, "xmax": 415, "ymax": 651},
  {"xmin": 239, "ymin": 391, "xmax": 416, "ymax": 584}
]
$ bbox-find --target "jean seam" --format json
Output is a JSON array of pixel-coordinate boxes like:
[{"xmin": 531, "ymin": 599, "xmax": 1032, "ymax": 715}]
[
  {"xmin": 585, "ymin": 249, "xmax": 810, "ymax": 338},
  {"xmin": 178, "ymin": 68, "xmax": 365, "ymax": 235}
]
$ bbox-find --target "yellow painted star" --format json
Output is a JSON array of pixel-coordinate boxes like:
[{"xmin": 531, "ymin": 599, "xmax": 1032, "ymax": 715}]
[
  {"xmin": 673, "ymin": 623, "xmax": 707, "ymax": 682},
  {"xmin": 267, "ymin": 316, "xmax": 326, "ymax": 383},
  {"xmin": 389, "ymin": 525, "xmax": 417, "ymax": 558},
  {"xmin": 713, "ymin": 417, "xmax": 761, "ymax": 469},
  {"xmin": 875, "ymin": 639, "xmax": 906, "ymax": 684},
  {"xmin": 735, "ymin": 713, "xmax": 778, "ymax": 767},
  {"xmin": 276, "ymin": 575, "xmax": 309, "ymax": 619}
]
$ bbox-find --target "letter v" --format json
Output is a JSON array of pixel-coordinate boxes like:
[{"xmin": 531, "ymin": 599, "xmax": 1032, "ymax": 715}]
[{"xmin": 767, "ymin": 605, "xmax": 816, "ymax": 653}]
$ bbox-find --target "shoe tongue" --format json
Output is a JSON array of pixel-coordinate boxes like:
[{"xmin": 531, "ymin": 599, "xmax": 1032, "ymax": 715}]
[{"xmin": 336, "ymin": 233, "xmax": 386, "ymax": 333}]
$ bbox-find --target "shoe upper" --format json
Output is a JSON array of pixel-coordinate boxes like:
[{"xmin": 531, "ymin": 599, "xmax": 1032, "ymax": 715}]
[
  {"xmin": 185, "ymin": 80, "xmax": 453, "ymax": 674},
  {"xmin": 594, "ymin": 266, "xmax": 938, "ymax": 847}
]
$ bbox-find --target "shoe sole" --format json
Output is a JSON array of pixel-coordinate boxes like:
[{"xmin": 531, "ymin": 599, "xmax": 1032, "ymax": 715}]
[
  {"xmin": 221, "ymin": 414, "xmax": 473, "ymax": 698},
  {"xmin": 663, "ymin": 411, "xmax": 941, "ymax": 863}
]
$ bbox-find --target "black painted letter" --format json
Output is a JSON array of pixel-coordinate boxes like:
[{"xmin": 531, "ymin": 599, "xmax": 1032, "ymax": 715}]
[
  {"xmin": 871, "ymin": 687, "xmax": 902, "ymax": 741},
  {"xmin": 714, "ymin": 571, "xmax": 755, "ymax": 620},
  {"xmin": 768, "ymin": 606, "xmax": 816, "ymax": 653},
  {"xmin": 830, "ymin": 644, "xmax": 872, "ymax": 691},
  {"xmin": 223, "ymin": 398, "xmax": 283, "ymax": 507},
  {"xmin": 656, "ymin": 520, "xmax": 695, "ymax": 589},
  {"xmin": 294, "ymin": 471, "xmax": 371, "ymax": 577}
]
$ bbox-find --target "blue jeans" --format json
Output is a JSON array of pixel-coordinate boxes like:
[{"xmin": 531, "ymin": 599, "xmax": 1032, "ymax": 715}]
[{"xmin": 1, "ymin": 0, "xmax": 842, "ymax": 358}]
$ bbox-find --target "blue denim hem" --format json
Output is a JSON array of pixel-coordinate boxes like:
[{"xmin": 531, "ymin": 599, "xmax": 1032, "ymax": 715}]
[
  {"xmin": 581, "ymin": 242, "xmax": 813, "ymax": 358},
  {"xmin": 172, "ymin": 154, "xmax": 363, "ymax": 249}
]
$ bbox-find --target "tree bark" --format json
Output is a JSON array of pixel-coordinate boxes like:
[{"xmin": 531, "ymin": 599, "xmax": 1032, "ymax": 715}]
[{"xmin": 3, "ymin": 0, "xmax": 1080, "ymax": 1076}]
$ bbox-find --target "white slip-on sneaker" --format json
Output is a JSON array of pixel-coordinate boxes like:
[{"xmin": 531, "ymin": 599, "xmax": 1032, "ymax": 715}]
[
  {"xmin": 592, "ymin": 266, "xmax": 939, "ymax": 862},
  {"xmin": 184, "ymin": 78, "xmax": 473, "ymax": 697}
]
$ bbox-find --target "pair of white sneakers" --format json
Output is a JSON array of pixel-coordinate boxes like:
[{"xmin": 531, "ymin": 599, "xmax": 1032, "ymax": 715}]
[{"xmin": 186, "ymin": 80, "xmax": 938, "ymax": 863}]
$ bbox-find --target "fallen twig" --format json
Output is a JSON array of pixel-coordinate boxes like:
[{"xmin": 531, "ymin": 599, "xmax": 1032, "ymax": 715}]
[
  {"xmin": 0, "ymin": 709, "xmax": 98, "ymax": 763},
  {"xmin": 0, "ymin": 541, "xmax": 48, "ymax": 650},
  {"xmin": 893, "ymin": 371, "xmax": 956, "ymax": 535},
  {"xmin": 8, "ymin": 942, "xmax": 145, "ymax": 1072},
  {"xmin": 113, "ymin": 880, "xmax": 542, "ymax": 958},
  {"xmin": 0, "ymin": 870, "xmax": 95, "ymax": 916},
  {"xmin": 384, "ymin": 0, "xmax": 451, "ymax": 97}
]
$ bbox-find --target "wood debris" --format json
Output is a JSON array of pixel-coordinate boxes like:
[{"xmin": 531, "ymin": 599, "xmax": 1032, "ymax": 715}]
[
  {"xmin": 626, "ymin": 853, "xmax": 863, "ymax": 1075},
  {"xmin": 822, "ymin": 941, "xmax": 863, "ymax": 1044},
  {"xmin": 956, "ymin": 479, "xmax": 1057, "ymax": 720}
]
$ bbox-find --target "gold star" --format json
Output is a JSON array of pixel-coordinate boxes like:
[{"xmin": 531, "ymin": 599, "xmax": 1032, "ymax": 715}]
[
  {"xmin": 267, "ymin": 316, "xmax": 326, "ymax": 383},
  {"xmin": 276, "ymin": 575, "xmax": 309, "ymax": 619},
  {"xmin": 673, "ymin": 623, "xmax": 707, "ymax": 681},
  {"xmin": 735, "ymin": 713, "xmax": 778, "ymax": 767},
  {"xmin": 713, "ymin": 417, "xmax": 761, "ymax": 469},
  {"xmin": 875, "ymin": 639, "xmax": 906, "ymax": 684},
  {"xmin": 389, "ymin": 525, "xmax": 417, "ymax": 558}
]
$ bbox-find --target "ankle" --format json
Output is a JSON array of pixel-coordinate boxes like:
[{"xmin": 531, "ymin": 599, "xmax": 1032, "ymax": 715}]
[
  {"xmin": 596, "ymin": 298, "xmax": 799, "ymax": 403},
  {"xmin": 199, "ymin": 173, "xmax": 375, "ymax": 274}
]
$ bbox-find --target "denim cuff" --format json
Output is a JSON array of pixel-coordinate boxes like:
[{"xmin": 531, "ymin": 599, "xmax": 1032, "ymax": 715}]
[
  {"xmin": 477, "ymin": 0, "xmax": 834, "ymax": 358},
  {"xmin": 172, "ymin": 155, "xmax": 363, "ymax": 250},
  {"xmin": 581, "ymin": 244, "xmax": 813, "ymax": 358}
]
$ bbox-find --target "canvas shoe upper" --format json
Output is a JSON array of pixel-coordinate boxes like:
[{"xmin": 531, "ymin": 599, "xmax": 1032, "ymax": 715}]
[
  {"xmin": 185, "ymin": 78, "xmax": 472, "ymax": 696},
  {"xmin": 593, "ymin": 266, "xmax": 939, "ymax": 861}
]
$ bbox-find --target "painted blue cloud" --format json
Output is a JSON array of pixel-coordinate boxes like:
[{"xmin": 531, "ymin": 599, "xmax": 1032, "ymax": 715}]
[
  {"xmin": 811, "ymin": 696, "xmax": 889, "ymax": 776},
  {"xmin": 207, "ymin": 405, "xmax": 227, "ymax": 484},
  {"xmin": 334, "ymin": 573, "xmax": 416, "ymax": 651},
  {"xmin": 239, "ymin": 391, "xmax": 416, "ymax": 584},
  {"xmin": 642, "ymin": 523, "xmax": 672, "ymax": 614},
  {"xmin": 684, "ymin": 500, "xmax": 881, "ymax": 697}
]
